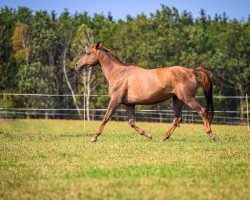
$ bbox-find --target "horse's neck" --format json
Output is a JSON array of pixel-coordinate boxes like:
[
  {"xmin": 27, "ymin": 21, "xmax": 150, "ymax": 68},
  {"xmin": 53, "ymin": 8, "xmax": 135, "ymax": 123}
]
[{"xmin": 98, "ymin": 52, "xmax": 126, "ymax": 83}]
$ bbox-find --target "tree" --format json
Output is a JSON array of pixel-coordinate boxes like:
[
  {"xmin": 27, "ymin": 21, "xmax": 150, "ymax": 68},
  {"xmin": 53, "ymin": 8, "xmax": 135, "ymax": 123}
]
[
  {"xmin": 0, "ymin": 7, "xmax": 18, "ymax": 89},
  {"xmin": 30, "ymin": 10, "xmax": 66, "ymax": 117},
  {"xmin": 0, "ymin": 5, "xmax": 249, "ymax": 121},
  {"xmin": 11, "ymin": 22, "xmax": 31, "ymax": 66},
  {"xmin": 57, "ymin": 10, "xmax": 82, "ymax": 118},
  {"xmin": 71, "ymin": 24, "xmax": 94, "ymax": 120}
]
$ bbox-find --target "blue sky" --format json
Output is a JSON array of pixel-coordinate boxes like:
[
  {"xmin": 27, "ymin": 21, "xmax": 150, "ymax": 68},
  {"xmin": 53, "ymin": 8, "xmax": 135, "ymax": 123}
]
[{"xmin": 1, "ymin": 0, "xmax": 249, "ymax": 20}]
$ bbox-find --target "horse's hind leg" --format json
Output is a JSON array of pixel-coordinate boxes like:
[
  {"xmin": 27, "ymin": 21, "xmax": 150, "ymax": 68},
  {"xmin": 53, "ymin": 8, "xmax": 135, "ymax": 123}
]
[
  {"xmin": 160, "ymin": 96, "xmax": 184, "ymax": 141},
  {"xmin": 126, "ymin": 105, "xmax": 152, "ymax": 139},
  {"xmin": 185, "ymin": 97, "xmax": 217, "ymax": 140}
]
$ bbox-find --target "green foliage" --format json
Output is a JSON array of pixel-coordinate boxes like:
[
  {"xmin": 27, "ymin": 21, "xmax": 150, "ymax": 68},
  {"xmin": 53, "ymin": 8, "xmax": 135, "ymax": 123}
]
[
  {"xmin": 30, "ymin": 10, "xmax": 58, "ymax": 66},
  {"xmin": 0, "ymin": 6, "xmax": 249, "ymax": 115},
  {"xmin": 71, "ymin": 24, "xmax": 93, "ymax": 64},
  {"xmin": 11, "ymin": 22, "xmax": 31, "ymax": 65},
  {"xmin": 17, "ymin": 63, "xmax": 43, "ymax": 93},
  {"xmin": 0, "ymin": 7, "xmax": 18, "ymax": 88}
]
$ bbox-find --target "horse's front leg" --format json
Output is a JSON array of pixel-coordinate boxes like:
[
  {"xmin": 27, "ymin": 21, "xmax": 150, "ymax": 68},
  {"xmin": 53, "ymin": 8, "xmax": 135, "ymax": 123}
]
[{"xmin": 91, "ymin": 99, "xmax": 120, "ymax": 142}]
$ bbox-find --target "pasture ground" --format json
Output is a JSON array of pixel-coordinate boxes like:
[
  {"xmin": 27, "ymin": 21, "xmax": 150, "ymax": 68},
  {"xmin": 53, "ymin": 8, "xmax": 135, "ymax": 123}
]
[{"xmin": 0, "ymin": 119, "xmax": 249, "ymax": 199}]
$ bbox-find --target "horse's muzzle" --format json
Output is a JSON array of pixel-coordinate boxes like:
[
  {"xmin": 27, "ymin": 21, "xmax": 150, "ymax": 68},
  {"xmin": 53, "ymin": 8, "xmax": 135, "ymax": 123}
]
[{"xmin": 75, "ymin": 64, "xmax": 81, "ymax": 71}]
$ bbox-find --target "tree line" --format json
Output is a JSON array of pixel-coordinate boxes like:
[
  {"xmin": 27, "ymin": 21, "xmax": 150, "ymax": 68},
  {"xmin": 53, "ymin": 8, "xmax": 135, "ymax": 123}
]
[{"xmin": 0, "ymin": 5, "xmax": 249, "ymax": 120}]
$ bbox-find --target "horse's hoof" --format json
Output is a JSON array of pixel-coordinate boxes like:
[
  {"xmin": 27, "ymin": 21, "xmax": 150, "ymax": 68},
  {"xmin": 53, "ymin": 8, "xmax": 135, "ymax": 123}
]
[
  {"xmin": 90, "ymin": 137, "xmax": 97, "ymax": 142},
  {"xmin": 146, "ymin": 132, "xmax": 153, "ymax": 139},
  {"xmin": 210, "ymin": 135, "xmax": 218, "ymax": 141},
  {"xmin": 160, "ymin": 135, "xmax": 170, "ymax": 142},
  {"xmin": 160, "ymin": 136, "xmax": 166, "ymax": 142}
]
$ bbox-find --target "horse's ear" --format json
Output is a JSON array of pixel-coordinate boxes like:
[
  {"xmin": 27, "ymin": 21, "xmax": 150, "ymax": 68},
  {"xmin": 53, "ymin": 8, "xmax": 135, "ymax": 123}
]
[{"xmin": 96, "ymin": 41, "xmax": 102, "ymax": 49}]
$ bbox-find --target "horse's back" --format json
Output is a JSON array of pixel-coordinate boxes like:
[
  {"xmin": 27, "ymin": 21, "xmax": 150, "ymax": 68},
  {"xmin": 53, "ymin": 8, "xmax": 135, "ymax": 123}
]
[{"xmin": 123, "ymin": 65, "xmax": 198, "ymax": 105}]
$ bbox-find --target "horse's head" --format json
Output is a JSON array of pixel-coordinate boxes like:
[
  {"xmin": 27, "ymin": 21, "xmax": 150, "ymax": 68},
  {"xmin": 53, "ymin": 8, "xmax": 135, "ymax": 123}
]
[{"xmin": 75, "ymin": 41, "xmax": 101, "ymax": 71}]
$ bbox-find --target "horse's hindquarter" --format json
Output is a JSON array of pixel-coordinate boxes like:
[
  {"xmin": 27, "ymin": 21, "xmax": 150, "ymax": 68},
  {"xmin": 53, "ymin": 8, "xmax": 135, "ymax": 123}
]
[
  {"xmin": 169, "ymin": 66, "xmax": 198, "ymax": 99},
  {"xmin": 124, "ymin": 67, "xmax": 174, "ymax": 105}
]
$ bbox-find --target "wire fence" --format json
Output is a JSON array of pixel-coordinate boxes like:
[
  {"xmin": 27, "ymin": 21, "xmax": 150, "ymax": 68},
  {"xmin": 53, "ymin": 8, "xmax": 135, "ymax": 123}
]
[{"xmin": 0, "ymin": 93, "xmax": 249, "ymax": 125}]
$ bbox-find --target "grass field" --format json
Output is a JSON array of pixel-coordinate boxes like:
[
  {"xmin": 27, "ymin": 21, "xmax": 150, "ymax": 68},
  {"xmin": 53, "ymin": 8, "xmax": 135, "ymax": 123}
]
[{"xmin": 0, "ymin": 119, "xmax": 249, "ymax": 200}]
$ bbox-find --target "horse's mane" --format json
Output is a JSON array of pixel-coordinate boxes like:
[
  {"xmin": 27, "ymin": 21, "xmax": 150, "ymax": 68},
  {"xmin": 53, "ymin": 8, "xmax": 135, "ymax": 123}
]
[{"xmin": 98, "ymin": 45, "xmax": 126, "ymax": 66}]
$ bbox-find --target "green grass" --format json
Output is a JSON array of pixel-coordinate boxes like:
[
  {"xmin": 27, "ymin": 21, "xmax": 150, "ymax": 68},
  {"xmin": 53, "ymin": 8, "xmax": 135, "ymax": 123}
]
[{"xmin": 0, "ymin": 119, "xmax": 249, "ymax": 200}]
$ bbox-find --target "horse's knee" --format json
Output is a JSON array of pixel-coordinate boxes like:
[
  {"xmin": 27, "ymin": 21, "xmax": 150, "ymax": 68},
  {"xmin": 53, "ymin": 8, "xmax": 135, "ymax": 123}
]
[
  {"xmin": 173, "ymin": 117, "xmax": 181, "ymax": 126},
  {"xmin": 200, "ymin": 107, "xmax": 207, "ymax": 117}
]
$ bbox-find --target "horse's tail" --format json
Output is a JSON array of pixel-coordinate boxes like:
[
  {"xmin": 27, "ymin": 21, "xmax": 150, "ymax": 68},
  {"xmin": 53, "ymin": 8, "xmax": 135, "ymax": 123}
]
[{"xmin": 193, "ymin": 67, "xmax": 214, "ymax": 124}]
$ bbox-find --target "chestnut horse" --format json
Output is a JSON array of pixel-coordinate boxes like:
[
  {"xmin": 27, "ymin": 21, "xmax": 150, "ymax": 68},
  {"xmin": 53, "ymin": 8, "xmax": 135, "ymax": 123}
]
[{"xmin": 75, "ymin": 42, "xmax": 217, "ymax": 142}]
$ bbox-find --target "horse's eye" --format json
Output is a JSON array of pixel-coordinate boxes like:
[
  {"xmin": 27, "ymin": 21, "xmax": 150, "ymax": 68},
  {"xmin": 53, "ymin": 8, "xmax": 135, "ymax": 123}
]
[{"xmin": 86, "ymin": 52, "xmax": 91, "ymax": 55}]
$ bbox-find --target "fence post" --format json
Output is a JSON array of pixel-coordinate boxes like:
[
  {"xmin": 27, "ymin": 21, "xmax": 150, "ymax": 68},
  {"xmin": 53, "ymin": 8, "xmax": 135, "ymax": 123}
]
[
  {"xmin": 83, "ymin": 92, "xmax": 86, "ymax": 132},
  {"xmin": 246, "ymin": 94, "xmax": 249, "ymax": 131}
]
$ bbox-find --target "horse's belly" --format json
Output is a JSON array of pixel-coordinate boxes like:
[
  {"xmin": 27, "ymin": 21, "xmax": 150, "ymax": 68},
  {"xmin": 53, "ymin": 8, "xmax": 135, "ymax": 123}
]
[
  {"xmin": 124, "ymin": 69, "xmax": 174, "ymax": 105},
  {"xmin": 124, "ymin": 87, "xmax": 174, "ymax": 105}
]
